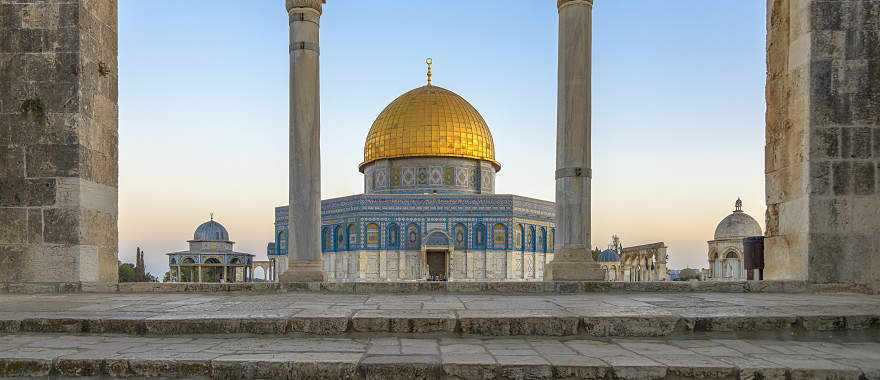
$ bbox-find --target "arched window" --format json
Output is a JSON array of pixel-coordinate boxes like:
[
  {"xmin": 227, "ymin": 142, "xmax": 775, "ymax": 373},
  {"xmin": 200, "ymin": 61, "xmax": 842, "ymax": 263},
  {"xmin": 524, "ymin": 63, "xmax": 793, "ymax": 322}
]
[
  {"xmin": 515, "ymin": 224, "xmax": 525, "ymax": 252},
  {"xmin": 528, "ymin": 225, "xmax": 536, "ymax": 252},
  {"xmin": 405, "ymin": 223, "xmax": 420, "ymax": 250},
  {"xmin": 539, "ymin": 227, "xmax": 547, "ymax": 253},
  {"xmin": 334, "ymin": 225, "xmax": 344, "ymax": 251},
  {"xmin": 346, "ymin": 224, "xmax": 357, "ymax": 250},
  {"xmin": 387, "ymin": 223, "xmax": 400, "ymax": 249},
  {"xmin": 278, "ymin": 230, "xmax": 288, "ymax": 254},
  {"xmin": 454, "ymin": 223, "xmax": 467, "ymax": 250},
  {"xmin": 321, "ymin": 227, "xmax": 332, "ymax": 252},
  {"xmin": 366, "ymin": 223, "xmax": 380, "ymax": 249},
  {"xmin": 493, "ymin": 223, "xmax": 507, "ymax": 249},
  {"xmin": 474, "ymin": 223, "xmax": 486, "ymax": 249}
]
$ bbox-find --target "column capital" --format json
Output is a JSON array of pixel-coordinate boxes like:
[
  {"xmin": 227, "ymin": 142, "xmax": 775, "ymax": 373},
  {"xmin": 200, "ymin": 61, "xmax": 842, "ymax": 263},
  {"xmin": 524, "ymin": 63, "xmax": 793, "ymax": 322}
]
[
  {"xmin": 557, "ymin": 0, "xmax": 593, "ymax": 10},
  {"xmin": 286, "ymin": 0, "xmax": 324, "ymax": 14}
]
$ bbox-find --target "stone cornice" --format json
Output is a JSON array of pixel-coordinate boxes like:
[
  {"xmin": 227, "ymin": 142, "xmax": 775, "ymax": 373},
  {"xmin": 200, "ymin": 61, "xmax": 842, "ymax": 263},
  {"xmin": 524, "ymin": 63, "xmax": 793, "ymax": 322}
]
[
  {"xmin": 286, "ymin": 0, "xmax": 324, "ymax": 14},
  {"xmin": 557, "ymin": 0, "xmax": 593, "ymax": 9}
]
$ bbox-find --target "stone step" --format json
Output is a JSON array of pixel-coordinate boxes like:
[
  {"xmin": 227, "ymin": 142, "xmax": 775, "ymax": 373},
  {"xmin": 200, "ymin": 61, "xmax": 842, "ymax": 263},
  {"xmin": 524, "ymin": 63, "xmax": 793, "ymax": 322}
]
[
  {"xmin": 1, "ymin": 333, "xmax": 878, "ymax": 379},
  {"xmin": 3, "ymin": 309, "xmax": 880, "ymax": 338},
  {"xmin": 1, "ymin": 292, "xmax": 879, "ymax": 338}
]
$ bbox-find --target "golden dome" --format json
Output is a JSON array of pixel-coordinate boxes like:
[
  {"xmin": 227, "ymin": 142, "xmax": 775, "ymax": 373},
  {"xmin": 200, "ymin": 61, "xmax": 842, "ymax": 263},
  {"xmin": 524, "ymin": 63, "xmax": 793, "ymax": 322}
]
[{"xmin": 360, "ymin": 85, "xmax": 499, "ymax": 172}]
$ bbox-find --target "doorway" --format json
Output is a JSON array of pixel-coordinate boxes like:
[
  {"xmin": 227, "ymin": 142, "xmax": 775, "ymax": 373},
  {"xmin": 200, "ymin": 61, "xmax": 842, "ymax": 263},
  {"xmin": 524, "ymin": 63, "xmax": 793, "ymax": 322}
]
[{"xmin": 426, "ymin": 250, "xmax": 448, "ymax": 281}]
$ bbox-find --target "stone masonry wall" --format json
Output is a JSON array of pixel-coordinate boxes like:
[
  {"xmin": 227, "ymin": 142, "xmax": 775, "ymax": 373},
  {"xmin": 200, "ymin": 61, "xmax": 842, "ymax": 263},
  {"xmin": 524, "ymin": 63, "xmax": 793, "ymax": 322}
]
[
  {"xmin": 765, "ymin": 0, "xmax": 880, "ymax": 286},
  {"xmin": 0, "ymin": 0, "xmax": 118, "ymax": 285}
]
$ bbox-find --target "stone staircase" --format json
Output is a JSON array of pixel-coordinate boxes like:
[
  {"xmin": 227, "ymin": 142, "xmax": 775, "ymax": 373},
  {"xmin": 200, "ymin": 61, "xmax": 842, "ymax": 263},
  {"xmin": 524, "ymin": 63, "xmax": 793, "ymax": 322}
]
[{"xmin": 1, "ymin": 289, "xmax": 879, "ymax": 379}]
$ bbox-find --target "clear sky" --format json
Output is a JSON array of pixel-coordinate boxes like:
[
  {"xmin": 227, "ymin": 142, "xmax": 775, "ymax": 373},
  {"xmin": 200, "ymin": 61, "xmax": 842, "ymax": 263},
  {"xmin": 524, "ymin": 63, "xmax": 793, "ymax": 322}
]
[{"xmin": 118, "ymin": 0, "xmax": 768, "ymax": 277}]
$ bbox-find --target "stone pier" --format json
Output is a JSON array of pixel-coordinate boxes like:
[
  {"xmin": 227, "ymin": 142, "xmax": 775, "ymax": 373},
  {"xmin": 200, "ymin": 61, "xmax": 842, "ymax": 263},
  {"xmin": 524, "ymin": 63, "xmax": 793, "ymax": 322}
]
[
  {"xmin": 764, "ymin": 0, "xmax": 880, "ymax": 287},
  {"xmin": 545, "ymin": 0, "xmax": 603, "ymax": 281},
  {"xmin": 281, "ymin": 0, "xmax": 325, "ymax": 282},
  {"xmin": 0, "ymin": 0, "xmax": 119, "ymax": 289}
]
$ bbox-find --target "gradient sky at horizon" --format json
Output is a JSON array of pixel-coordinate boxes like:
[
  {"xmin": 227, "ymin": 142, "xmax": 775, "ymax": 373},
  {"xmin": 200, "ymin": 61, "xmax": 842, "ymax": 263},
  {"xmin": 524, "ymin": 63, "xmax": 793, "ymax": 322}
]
[{"xmin": 118, "ymin": 0, "xmax": 768, "ymax": 277}]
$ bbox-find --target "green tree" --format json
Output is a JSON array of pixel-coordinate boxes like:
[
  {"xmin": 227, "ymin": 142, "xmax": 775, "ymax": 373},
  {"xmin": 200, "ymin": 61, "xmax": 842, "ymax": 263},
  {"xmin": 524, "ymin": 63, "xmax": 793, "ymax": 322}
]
[{"xmin": 118, "ymin": 262, "xmax": 138, "ymax": 282}]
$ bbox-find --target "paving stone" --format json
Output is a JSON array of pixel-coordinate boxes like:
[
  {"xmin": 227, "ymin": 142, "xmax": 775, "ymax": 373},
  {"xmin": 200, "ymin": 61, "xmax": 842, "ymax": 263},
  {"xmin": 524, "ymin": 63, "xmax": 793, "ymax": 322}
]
[
  {"xmin": 603, "ymin": 355, "xmax": 668, "ymax": 380},
  {"xmin": 496, "ymin": 355, "xmax": 553, "ymax": 379},
  {"xmin": 441, "ymin": 354, "xmax": 497, "ymax": 379},
  {"xmin": 360, "ymin": 355, "xmax": 441, "ymax": 380},
  {"xmin": 546, "ymin": 355, "xmax": 608, "ymax": 379},
  {"xmin": 352, "ymin": 310, "xmax": 456, "ymax": 333},
  {"xmin": 715, "ymin": 356, "xmax": 788, "ymax": 380}
]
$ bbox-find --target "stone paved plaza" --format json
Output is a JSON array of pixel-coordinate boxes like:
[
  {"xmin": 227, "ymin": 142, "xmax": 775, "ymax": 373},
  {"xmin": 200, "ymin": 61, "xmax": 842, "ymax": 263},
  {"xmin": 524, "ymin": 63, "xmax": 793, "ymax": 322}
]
[
  {"xmin": 1, "ymin": 292, "xmax": 879, "ymax": 337},
  {"xmin": 1, "ymin": 333, "xmax": 879, "ymax": 379}
]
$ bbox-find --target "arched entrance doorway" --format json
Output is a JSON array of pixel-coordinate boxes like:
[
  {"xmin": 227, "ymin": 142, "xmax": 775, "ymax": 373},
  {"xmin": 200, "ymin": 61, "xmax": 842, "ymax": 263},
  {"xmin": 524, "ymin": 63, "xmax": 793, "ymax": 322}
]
[{"xmin": 423, "ymin": 231, "xmax": 451, "ymax": 281}]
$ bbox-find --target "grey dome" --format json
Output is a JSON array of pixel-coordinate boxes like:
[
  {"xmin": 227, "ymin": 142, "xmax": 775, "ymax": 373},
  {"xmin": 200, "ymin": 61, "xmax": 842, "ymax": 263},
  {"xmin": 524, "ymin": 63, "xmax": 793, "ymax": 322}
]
[
  {"xmin": 714, "ymin": 200, "xmax": 762, "ymax": 240},
  {"xmin": 194, "ymin": 220, "xmax": 230, "ymax": 241},
  {"xmin": 597, "ymin": 249, "xmax": 620, "ymax": 262}
]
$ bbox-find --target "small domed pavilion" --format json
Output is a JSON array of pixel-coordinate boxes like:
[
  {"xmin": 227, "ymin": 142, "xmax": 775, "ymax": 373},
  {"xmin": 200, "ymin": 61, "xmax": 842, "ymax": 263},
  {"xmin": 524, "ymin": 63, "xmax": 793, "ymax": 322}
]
[
  {"xmin": 167, "ymin": 216, "xmax": 256, "ymax": 283},
  {"xmin": 707, "ymin": 199, "xmax": 763, "ymax": 280}
]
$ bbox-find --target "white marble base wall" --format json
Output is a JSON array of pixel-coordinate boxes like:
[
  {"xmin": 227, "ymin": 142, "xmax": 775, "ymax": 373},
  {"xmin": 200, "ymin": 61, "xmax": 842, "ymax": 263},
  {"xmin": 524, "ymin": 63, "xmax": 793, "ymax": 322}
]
[{"xmin": 320, "ymin": 251, "xmax": 553, "ymax": 282}]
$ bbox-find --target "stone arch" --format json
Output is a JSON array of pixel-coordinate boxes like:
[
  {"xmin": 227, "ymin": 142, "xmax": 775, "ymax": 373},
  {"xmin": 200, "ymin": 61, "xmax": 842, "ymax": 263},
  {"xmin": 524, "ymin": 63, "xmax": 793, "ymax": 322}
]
[
  {"xmin": 425, "ymin": 230, "xmax": 451, "ymax": 247},
  {"xmin": 253, "ymin": 266, "xmax": 266, "ymax": 281}
]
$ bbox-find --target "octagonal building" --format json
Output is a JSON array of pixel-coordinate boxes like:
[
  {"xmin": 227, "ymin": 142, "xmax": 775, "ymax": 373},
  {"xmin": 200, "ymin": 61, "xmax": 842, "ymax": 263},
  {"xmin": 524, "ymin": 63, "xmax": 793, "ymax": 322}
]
[{"xmin": 270, "ymin": 71, "xmax": 556, "ymax": 282}]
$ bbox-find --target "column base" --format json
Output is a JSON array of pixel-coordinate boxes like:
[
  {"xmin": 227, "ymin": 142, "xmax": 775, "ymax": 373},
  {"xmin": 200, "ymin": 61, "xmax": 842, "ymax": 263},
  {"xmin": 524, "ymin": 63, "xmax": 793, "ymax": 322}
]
[
  {"xmin": 544, "ymin": 248, "xmax": 604, "ymax": 281},
  {"xmin": 279, "ymin": 261, "xmax": 325, "ymax": 283}
]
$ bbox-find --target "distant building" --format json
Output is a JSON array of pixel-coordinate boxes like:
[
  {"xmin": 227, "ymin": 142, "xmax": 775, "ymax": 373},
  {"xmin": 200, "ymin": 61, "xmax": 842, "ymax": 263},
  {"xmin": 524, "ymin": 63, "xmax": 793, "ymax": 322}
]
[
  {"xmin": 167, "ymin": 217, "xmax": 256, "ymax": 283},
  {"xmin": 706, "ymin": 199, "xmax": 763, "ymax": 280},
  {"xmin": 595, "ymin": 235, "xmax": 669, "ymax": 281}
]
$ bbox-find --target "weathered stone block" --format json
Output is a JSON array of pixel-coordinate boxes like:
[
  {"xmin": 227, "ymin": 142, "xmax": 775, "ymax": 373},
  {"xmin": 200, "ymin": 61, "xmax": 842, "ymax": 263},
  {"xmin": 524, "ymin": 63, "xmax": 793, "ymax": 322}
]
[
  {"xmin": 811, "ymin": 1, "xmax": 844, "ymax": 31},
  {"xmin": 841, "ymin": 127, "xmax": 872, "ymax": 159},
  {"xmin": 833, "ymin": 161, "xmax": 851, "ymax": 195},
  {"xmin": 0, "ymin": 245, "xmax": 24, "ymax": 282},
  {"xmin": 0, "ymin": 178, "xmax": 55, "ymax": 206},
  {"xmin": 853, "ymin": 162, "xmax": 876, "ymax": 195},
  {"xmin": 0, "ymin": 146, "xmax": 24, "ymax": 178},
  {"xmin": 42, "ymin": 207, "xmax": 79, "ymax": 244},
  {"xmin": 812, "ymin": 127, "xmax": 840, "ymax": 159},
  {"xmin": 25, "ymin": 144, "xmax": 80, "ymax": 178},
  {"xmin": 810, "ymin": 161, "xmax": 831, "ymax": 195},
  {"xmin": 0, "ymin": 207, "xmax": 27, "ymax": 244}
]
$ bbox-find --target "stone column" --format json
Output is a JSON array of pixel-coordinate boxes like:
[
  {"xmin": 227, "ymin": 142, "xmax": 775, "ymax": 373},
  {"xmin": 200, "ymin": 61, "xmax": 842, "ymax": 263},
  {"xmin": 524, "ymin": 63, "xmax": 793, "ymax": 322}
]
[
  {"xmin": 280, "ymin": 0, "xmax": 325, "ymax": 283},
  {"xmin": 176, "ymin": 266, "xmax": 181, "ymax": 282},
  {"xmin": 197, "ymin": 267, "xmax": 202, "ymax": 283},
  {"xmin": 764, "ymin": 0, "xmax": 880, "ymax": 288},
  {"xmin": 0, "ymin": 0, "xmax": 119, "ymax": 290},
  {"xmin": 545, "ymin": 0, "xmax": 603, "ymax": 281}
]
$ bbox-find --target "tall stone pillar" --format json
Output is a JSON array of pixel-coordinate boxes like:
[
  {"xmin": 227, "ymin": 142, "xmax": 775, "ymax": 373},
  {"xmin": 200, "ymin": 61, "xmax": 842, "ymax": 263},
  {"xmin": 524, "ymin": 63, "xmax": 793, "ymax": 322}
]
[
  {"xmin": 280, "ymin": 0, "xmax": 325, "ymax": 282},
  {"xmin": 545, "ymin": 0, "xmax": 603, "ymax": 281},
  {"xmin": 765, "ymin": 0, "xmax": 880, "ymax": 287},
  {"xmin": 0, "ymin": 0, "xmax": 119, "ymax": 290}
]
